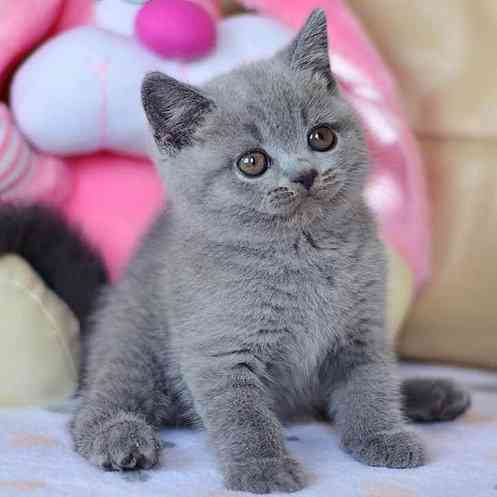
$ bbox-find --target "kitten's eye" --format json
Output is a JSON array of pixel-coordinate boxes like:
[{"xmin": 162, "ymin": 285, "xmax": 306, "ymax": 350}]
[
  {"xmin": 237, "ymin": 150, "xmax": 270, "ymax": 177},
  {"xmin": 307, "ymin": 125, "xmax": 337, "ymax": 152}
]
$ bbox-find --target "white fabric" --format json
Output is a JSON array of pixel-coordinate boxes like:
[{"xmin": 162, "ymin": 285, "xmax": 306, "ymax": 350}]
[
  {"xmin": 0, "ymin": 363, "xmax": 496, "ymax": 496},
  {"xmin": 11, "ymin": 15, "xmax": 293, "ymax": 157},
  {"xmin": 95, "ymin": 0, "xmax": 147, "ymax": 37}
]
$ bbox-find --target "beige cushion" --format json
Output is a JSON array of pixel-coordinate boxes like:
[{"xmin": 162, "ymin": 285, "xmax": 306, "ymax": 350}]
[
  {"xmin": 385, "ymin": 245, "xmax": 413, "ymax": 342},
  {"xmin": 348, "ymin": 0, "xmax": 497, "ymax": 140},
  {"xmin": 399, "ymin": 139, "xmax": 497, "ymax": 368},
  {"xmin": 0, "ymin": 254, "xmax": 80, "ymax": 406}
]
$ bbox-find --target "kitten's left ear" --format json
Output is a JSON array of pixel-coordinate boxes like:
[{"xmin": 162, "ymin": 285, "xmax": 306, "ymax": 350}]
[
  {"xmin": 142, "ymin": 71, "xmax": 215, "ymax": 153},
  {"xmin": 283, "ymin": 9, "xmax": 335, "ymax": 89}
]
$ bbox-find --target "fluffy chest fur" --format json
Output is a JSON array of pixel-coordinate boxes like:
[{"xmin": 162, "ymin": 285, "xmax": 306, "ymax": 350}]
[{"xmin": 158, "ymin": 209, "xmax": 376, "ymax": 419}]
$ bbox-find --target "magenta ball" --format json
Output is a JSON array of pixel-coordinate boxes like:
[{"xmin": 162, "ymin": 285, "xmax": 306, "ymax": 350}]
[{"xmin": 135, "ymin": 0, "xmax": 217, "ymax": 60}]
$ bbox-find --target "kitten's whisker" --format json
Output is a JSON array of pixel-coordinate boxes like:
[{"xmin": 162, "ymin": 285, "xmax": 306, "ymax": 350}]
[
  {"xmin": 268, "ymin": 195, "xmax": 295, "ymax": 201},
  {"xmin": 319, "ymin": 181, "xmax": 338, "ymax": 189},
  {"xmin": 269, "ymin": 200, "xmax": 296, "ymax": 208},
  {"xmin": 321, "ymin": 176, "xmax": 338, "ymax": 184},
  {"xmin": 270, "ymin": 187, "xmax": 290, "ymax": 194}
]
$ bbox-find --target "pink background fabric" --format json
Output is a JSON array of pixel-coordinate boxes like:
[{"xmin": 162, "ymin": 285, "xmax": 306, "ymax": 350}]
[{"xmin": 0, "ymin": 0, "xmax": 64, "ymax": 96}]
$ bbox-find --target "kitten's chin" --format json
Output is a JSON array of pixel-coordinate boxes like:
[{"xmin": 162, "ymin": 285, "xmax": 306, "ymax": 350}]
[
  {"xmin": 290, "ymin": 197, "xmax": 324, "ymax": 226},
  {"xmin": 267, "ymin": 196, "xmax": 324, "ymax": 227}
]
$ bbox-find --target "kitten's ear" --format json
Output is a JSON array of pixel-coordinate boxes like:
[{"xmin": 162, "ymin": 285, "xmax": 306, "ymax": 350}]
[
  {"xmin": 142, "ymin": 72, "xmax": 215, "ymax": 153},
  {"xmin": 283, "ymin": 9, "xmax": 335, "ymax": 89}
]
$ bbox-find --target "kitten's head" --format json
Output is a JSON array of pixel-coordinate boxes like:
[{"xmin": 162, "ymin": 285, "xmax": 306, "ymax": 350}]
[{"xmin": 142, "ymin": 9, "xmax": 368, "ymax": 227}]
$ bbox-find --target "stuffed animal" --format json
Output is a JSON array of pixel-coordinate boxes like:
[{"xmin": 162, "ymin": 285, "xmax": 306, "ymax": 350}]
[
  {"xmin": 135, "ymin": 0, "xmax": 219, "ymax": 59},
  {"xmin": 11, "ymin": 16, "xmax": 292, "ymax": 157},
  {"xmin": 96, "ymin": 0, "xmax": 218, "ymax": 60}
]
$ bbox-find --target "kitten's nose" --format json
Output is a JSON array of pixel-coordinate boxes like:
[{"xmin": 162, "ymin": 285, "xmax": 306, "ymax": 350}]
[{"xmin": 291, "ymin": 168, "xmax": 318, "ymax": 190}]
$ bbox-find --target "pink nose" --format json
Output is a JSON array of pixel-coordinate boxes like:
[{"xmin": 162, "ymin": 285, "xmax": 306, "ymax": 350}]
[{"xmin": 135, "ymin": 0, "xmax": 217, "ymax": 61}]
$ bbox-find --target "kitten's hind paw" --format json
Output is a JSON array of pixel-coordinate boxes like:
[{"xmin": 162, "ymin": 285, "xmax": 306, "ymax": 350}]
[
  {"xmin": 402, "ymin": 377, "xmax": 471, "ymax": 422},
  {"xmin": 224, "ymin": 456, "xmax": 306, "ymax": 494},
  {"xmin": 343, "ymin": 429, "xmax": 425, "ymax": 469},
  {"xmin": 75, "ymin": 412, "xmax": 161, "ymax": 471}
]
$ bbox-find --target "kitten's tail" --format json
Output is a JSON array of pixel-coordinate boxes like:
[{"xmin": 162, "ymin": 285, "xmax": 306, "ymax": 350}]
[{"xmin": 0, "ymin": 204, "xmax": 108, "ymax": 331}]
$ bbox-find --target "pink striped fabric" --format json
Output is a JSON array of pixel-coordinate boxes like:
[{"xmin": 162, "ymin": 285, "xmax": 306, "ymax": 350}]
[
  {"xmin": 0, "ymin": 103, "xmax": 72, "ymax": 206},
  {"xmin": 0, "ymin": 105, "xmax": 34, "ymax": 197}
]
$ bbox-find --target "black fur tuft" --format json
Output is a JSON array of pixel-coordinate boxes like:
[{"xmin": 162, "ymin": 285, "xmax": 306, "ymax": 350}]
[{"xmin": 0, "ymin": 204, "xmax": 108, "ymax": 331}]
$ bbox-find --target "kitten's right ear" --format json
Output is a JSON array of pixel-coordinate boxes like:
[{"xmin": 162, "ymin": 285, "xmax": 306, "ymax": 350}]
[
  {"xmin": 282, "ymin": 9, "xmax": 336, "ymax": 90},
  {"xmin": 142, "ymin": 72, "xmax": 215, "ymax": 153}
]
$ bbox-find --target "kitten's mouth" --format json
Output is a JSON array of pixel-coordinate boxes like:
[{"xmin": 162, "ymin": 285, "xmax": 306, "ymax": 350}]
[
  {"xmin": 264, "ymin": 189, "xmax": 321, "ymax": 223},
  {"xmin": 264, "ymin": 171, "xmax": 342, "ymax": 221}
]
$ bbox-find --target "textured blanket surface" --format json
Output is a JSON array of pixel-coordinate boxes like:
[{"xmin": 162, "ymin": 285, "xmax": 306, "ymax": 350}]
[{"xmin": 0, "ymin": 363, "xmax": 496, "ymax": 497}]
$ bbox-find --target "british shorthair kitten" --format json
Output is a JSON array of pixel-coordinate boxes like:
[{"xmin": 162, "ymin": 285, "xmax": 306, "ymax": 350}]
[{"xmin": 71, "ymin": 10, "xmax": 470, "ymax": 494}]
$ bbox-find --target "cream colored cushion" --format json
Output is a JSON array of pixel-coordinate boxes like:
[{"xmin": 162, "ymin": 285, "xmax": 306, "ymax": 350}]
[
  {"xmin": 399, "ymin": 139, "xmax": 497, "ymax": 368},
  {"xmin": 0, "ymin": 254, "xmax": 79, "ymax": 406},
  {"xmin": 348, "ymin": 0, "xmax": 497, "ymax": 140},
  {"xmin": 385, "ymin": 246, "xmax": 413, "ymax": 342}
]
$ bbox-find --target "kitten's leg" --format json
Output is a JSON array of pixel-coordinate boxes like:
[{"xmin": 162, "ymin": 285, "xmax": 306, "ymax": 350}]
[
  {"xmin": 185, "ymin": 361, "xmax": 305, "ymax": 494},
  {"xmin": 71, "ymin": 301, "xmax": 170, "ymax": 471},
  {"xmin": 330, "ymin": 359, "xmax": 426, "ymax": 468},
  {"xmin": 401, "ymin": 377, "xmax": 471, "ymax": 422}
]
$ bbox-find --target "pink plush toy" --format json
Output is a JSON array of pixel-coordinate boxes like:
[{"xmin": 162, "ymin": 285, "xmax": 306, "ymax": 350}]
[
  {"xmin": 0, "ymin": 0, "xmax": 72, "ymax": 207},
  {"xmin": 135, "ymin": 0, "xmax": 218, "ymax": 59},
  {"xmin": 0, "ymin": 104, "xmax": 71, "ymax": 205}
]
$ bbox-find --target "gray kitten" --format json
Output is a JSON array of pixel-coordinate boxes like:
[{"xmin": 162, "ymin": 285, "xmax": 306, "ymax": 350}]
[{"xmin": 71, "ymin": 10, "xmax": 470, "ymax": 494}]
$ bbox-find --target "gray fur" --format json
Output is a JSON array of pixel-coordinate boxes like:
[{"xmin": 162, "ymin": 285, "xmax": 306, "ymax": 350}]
[
  {"xmin": 71, "ymin": 9, "xmax": 469, "ymax": 493},
  {"xmin": 401, "ymin": 377, "xmax": 471, "ymax": 422}
]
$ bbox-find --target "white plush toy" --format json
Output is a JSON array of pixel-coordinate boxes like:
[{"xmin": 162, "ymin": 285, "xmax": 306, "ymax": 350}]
[
  {"xmin": 11, "ymin": 15, "xmax": 293, "ymax": 157},
  {"xmin": 94, "ymin": 0, "xmax": 146, "ymax": 37}
]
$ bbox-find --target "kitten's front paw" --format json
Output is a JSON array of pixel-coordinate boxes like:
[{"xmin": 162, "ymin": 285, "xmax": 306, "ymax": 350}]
[
  {"xmin": 225, "ymin": 456, "xmax": 306, "ymax": 494},
  {"xmin": 75, "ymin": 412, "xmax": 161, "ymax": 471},
  {"xmin": 343, "ymin": 429, "xmax": 425, "ymax": 469}
]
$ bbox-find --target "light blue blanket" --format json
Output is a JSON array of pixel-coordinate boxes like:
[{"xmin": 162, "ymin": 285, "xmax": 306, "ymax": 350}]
[{"xmin": 1, "ymin": 363, "xmax": 495, "ymax": 497}]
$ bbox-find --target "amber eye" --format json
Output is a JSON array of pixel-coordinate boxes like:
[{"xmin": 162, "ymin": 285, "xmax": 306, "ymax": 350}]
[
  {"xmin": 307, "ymin": 125, "xmax": 337, "ymax": 152},
  {"xmin": 237, "ymin": 150, "xmax": 270, "ymax": 177}
]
